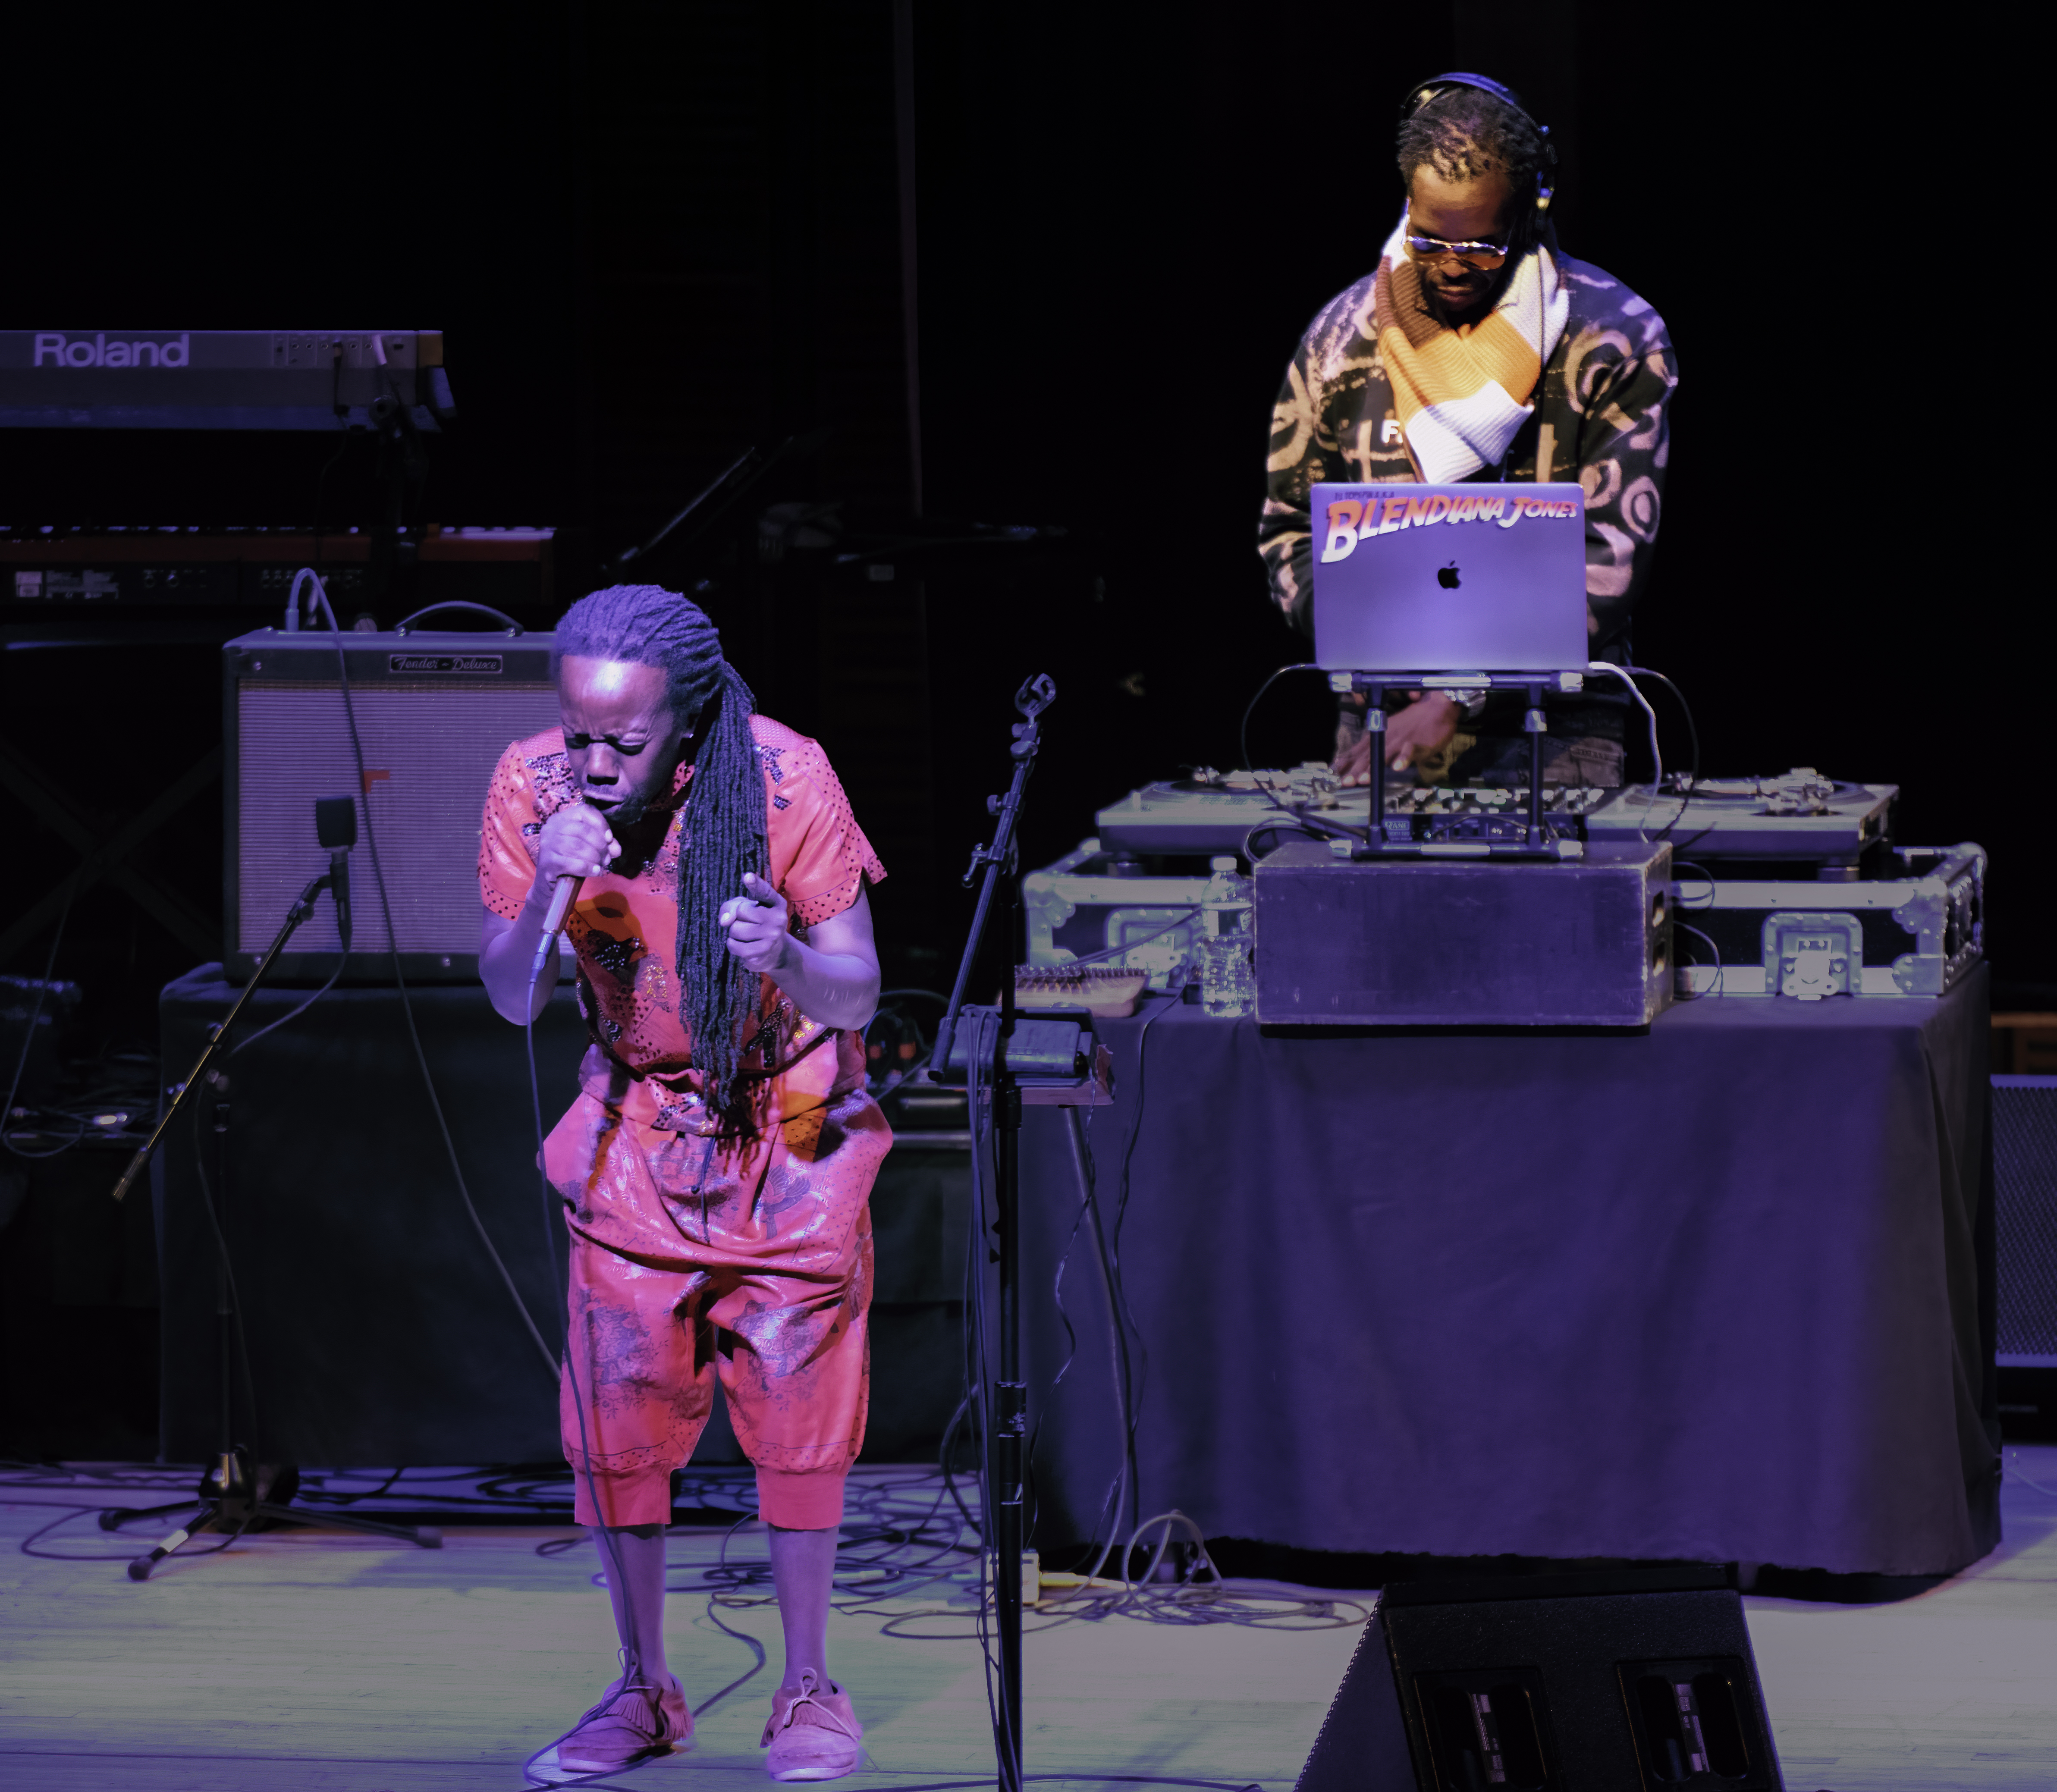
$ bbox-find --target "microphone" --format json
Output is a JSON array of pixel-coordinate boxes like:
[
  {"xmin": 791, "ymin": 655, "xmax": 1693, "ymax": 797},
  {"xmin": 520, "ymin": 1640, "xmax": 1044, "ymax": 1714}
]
[
  {"xmin": 540, "ymin": 874, "xmax": 581, "ymax": 936},
  {"xmin": 528, "ymin": 799, "xmax": 610, "ymax": 988},
  {"xmin": 314, "ymin": 796, "xmax": 357, "ymax": 949},
  {"xmin": 529, "ymin": 874, "xmax": 582, "ymax": 986}
]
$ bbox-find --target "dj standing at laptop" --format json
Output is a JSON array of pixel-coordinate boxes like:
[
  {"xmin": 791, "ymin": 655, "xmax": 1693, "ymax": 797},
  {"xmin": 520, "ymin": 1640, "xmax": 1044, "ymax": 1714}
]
[{"xmin": 1258, "ymin": 74, "xmax": 1676, "ymax": 788}]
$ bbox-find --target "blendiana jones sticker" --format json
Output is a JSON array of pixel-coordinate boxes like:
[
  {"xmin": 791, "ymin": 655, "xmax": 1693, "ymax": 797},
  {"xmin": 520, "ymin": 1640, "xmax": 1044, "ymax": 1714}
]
[{"xmin": 1319, "ymin": 488, "xmax": 1582, "ymax": 563}]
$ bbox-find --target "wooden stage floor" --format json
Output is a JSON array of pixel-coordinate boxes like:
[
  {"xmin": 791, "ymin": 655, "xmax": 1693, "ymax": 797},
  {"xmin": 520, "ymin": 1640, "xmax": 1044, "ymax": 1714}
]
[{"xmin": 3, "ymin": 1452, "xmax": 2053, "ymax": 1792}]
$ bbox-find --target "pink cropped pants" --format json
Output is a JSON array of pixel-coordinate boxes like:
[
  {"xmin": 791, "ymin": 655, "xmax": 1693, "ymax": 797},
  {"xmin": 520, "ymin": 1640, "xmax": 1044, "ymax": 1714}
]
[{"xmin": 542, "ymin": 1070, "xmax": 890, "ymax": 1531}]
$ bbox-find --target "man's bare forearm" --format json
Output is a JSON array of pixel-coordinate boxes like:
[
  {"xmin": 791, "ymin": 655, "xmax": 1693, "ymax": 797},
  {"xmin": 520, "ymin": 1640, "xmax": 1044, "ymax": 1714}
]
[
  {"xmin": 765, "ymin": 938, "xmax": 879, "ymax": 1033},
  {"xmin": 480, "ymin": 890, "xmax": 561, "ymax": 1023}
]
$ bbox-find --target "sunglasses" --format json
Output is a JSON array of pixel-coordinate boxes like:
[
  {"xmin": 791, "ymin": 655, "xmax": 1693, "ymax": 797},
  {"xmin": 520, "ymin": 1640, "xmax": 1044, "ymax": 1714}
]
[{"xmin": 1405, "ymin": 234, "xmax": 1510, "ymax": 270}]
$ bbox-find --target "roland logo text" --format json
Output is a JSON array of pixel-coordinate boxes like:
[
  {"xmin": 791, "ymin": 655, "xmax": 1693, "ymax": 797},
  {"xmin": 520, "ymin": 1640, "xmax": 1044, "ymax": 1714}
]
[{"xmin": 32, "ymin": 333, "xmax": 191, "ymax": 368}]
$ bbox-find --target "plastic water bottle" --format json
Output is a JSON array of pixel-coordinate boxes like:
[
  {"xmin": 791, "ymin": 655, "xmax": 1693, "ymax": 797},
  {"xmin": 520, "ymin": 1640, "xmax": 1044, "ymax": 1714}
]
[
  {"xmin": 1197, "ymin": 856, "xmax": 1256, "ymax": 1019},
  {"xmin": 1199, "ymin": 855, "xmax": 1253, "ymax": 936}
]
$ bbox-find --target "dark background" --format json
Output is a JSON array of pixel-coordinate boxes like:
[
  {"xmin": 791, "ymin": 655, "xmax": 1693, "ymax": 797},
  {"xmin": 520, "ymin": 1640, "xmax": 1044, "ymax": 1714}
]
[
  {"xmin": 3, "ymin": 0, "xmax": 2033, "ymax": 999},
  {"xmin": 0, "ymin": 3, "xmax": 2033, "ymax": 1455}
]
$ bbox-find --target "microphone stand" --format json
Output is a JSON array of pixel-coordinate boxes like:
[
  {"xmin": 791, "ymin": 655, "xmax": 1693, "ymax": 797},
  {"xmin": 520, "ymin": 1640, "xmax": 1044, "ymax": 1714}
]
[
  {"xmin": 930, "ymin": 672, "xmax": 1055, "ymax": 1792},
  {"xmin": 109, "ymin": 839, "xmax": 442, "ymax": 1579},
  {"xmin": 111, "ymin": 849, "xmax": 348, "ymax": 1207},
  {"xmin": 604, "ymin": 428, "xmax": 830, "ymax": 576}
]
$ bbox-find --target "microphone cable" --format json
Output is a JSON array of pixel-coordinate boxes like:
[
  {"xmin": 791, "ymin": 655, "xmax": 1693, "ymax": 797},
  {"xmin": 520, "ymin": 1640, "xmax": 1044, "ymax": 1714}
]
[
  {"xmin": 226, "ymin": 942, "xmax": 351, "ymax": 1060},
  {"xmin": 2, "ymin": 885, "xmax": 78, "ymax": 1162},
  {"xmin": 518, "ymin": 939, "xmax": 667, "ymax": 1776}
]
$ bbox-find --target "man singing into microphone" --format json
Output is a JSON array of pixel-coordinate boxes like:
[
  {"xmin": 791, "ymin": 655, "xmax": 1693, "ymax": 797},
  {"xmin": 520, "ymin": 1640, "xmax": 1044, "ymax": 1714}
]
[{"xmin": 477, "ymin": 585, "xmax": 887, "ymax": 1783}]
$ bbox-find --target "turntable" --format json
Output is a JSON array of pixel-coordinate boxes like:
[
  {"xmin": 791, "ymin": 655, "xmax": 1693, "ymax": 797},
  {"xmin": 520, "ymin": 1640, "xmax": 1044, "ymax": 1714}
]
[
  {"xmin": 1091, "ymin": 770, "xmax": 1306, "ymax": 856},
  {"xmin": 1583, "ymin": 769, "xmax": 1897, "ymax": 870}
]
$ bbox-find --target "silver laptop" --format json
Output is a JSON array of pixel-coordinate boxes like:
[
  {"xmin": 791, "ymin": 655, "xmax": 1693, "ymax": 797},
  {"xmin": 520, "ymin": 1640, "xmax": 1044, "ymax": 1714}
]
[{"xmin": 1310, "ymin": 481, "xmax": 1589, "ymax": 672}]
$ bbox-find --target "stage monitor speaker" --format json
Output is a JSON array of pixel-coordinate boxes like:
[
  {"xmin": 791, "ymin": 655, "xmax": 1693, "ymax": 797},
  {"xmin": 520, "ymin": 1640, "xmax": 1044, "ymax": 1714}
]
[
  {"xmin": 223, "ymin": 627, "xmax": 563, "ymax": 984},
  {"xmin": 1994, "ymin": 1075, "xmax": 2057, "ymax": 1440},
  {"xmin": 1297, "ymin": 1569, "xmax": 1783, "ymax": 1792}
]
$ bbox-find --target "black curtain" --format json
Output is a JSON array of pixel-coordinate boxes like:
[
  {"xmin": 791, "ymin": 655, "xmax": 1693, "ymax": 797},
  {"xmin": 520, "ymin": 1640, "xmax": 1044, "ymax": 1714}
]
[{"xmin": 3, "ymin": 3, "xmax": 2029, "ymax": 986}]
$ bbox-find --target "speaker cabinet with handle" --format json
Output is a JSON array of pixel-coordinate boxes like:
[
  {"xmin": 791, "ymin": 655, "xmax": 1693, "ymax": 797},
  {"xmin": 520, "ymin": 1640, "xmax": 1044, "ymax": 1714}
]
[
  {"xmin": 1297, "ymin": 1569, "xmax": 1783, "ymax": 1792},
  {"xmin": 1994, "ymin": 1076, "xmax": 2057, "ymax": 1439},
  {"xmin": 223, "ymin": 625, "xmax": 563, "ymax": 984}
]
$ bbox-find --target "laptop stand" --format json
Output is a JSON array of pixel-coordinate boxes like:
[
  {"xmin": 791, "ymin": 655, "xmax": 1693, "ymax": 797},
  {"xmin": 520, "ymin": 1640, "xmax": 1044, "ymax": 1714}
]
[{"xmin": 1336, "ymin": 669, "xmax": 1589, "ymax": 861}]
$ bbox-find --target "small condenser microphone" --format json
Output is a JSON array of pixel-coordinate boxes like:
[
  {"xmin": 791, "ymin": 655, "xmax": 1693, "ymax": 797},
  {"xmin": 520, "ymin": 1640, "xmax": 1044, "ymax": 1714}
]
[
  {"xmin": 530, "ymin": 875, "xmax": 582, "ymax": 986},
  {"xmin": 528, "ymin": 799, "xmax": 609, "ymax": 987},
  {"xmin": 540, "ymin": 874, "xmax": 581, "ymax": 936},
  {"xmin": 314, "ymin": 795, "xmax": 357, "ymax": 949}
]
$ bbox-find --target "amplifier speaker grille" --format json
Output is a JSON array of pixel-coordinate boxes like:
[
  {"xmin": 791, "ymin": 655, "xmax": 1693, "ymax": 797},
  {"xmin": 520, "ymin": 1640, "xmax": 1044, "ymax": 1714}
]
[
  {"xmin": 1994, "ymin": 1077, "xmax": 2057, "ymax": 1362},
  {"xmin": 236, "ymin": 682, "xmax": 561, "ymax": 957}
]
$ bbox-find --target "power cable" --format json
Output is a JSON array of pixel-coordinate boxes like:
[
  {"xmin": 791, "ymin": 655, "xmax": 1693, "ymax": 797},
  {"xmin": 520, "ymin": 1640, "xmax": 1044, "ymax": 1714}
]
[
  {"xmin": 189, "ymin": 1096, "xmax": 266, "ymax": 1463},
  {"xmin": 18, "ymin": 1500, "xmax": 251, "ymax": 1564},
  {"xmin": 226, "ymin": 951, "xmax": 350, "ymax": 1059},
  {"xmin": 3, "ymin": 887, "xmax": 80, "ymax": 1161},
  {"xmin": 1057, "ymin": 909, "xmax": 1199, "ymax": 970},
  {"xmin": 1103, "ymin": 995, "xmax": 1176, "ymax": 1531},
  {"xmin": 1238, "ymin": 661, "xmax": 1323, "ymax": 781},
  {"xmin": 1674, "ymin": 921, "xmax": 1723, "ymax": 1000},
  {"xmin": 1617, "ymin": 664, "xmax": 1699, "ymax": 792},
  {"xmin": 2004, "ymin": 1449, "xmax": 2057, "ymax": 1497},
  {"xmin": 1585, "ymin": 661, "xmax": 1662, "ymax": 839}
]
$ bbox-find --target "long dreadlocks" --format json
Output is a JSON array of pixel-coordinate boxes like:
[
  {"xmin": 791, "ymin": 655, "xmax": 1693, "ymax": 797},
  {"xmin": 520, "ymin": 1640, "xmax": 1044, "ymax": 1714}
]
[{"xmin": 552, "ymin": 585, "xmax": 767, "ymax": 1124}]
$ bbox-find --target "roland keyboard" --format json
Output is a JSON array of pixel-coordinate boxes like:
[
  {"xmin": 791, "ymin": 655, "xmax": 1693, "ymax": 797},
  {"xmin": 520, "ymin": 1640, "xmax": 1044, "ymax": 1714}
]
[{"xmin": 0, "ymin": 330, "xmax": 453, "ymax": 430}]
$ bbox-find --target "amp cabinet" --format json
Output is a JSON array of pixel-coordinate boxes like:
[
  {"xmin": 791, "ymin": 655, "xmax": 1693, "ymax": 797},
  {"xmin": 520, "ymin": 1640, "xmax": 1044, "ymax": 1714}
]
[
  {"xmin": 223, "ymin": 627, "xmax": 562, "ymax": 984},
  {"xmin": 1994, "ymin": 1075, "xmax": 2057, "ymax": 1440}
]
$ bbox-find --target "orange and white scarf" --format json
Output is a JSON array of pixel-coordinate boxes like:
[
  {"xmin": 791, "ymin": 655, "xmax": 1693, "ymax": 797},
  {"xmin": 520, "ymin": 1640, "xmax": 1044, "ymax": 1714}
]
[{"xmin": 1371, "ymin": 213, "xmax": 1570, "ymax": 482}]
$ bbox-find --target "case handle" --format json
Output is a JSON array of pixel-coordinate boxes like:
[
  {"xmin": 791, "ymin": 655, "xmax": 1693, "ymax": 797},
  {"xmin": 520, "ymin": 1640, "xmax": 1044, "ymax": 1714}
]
[{"xmin": 391, "ymin": 601, "xmax": 524, "ymax": 637}]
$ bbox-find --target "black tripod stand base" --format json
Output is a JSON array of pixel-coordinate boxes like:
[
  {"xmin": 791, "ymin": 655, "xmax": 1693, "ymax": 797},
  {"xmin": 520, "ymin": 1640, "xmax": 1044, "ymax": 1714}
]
[
  {"xmin": 291, "ymin": 1503, "xmax": 443, "ymax": 1548},
  {"xmin": 99, "ymin": 1499, "xmax": 198, "ymax": 1532},
  {"xmin": 126, "ymin": 1498, "xmax": 442, "ymax": 1580}
]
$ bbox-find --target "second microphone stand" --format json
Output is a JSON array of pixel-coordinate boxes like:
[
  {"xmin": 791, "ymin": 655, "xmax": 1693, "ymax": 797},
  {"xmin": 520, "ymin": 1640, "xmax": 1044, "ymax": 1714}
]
[{"xmin": 930, "ymin": 673, "xmax": 1056, "ymax": 1792}]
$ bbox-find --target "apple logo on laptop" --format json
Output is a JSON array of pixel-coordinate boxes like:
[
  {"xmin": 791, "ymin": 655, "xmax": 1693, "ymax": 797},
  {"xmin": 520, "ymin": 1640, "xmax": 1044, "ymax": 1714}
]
[{"xmin": 1437, "ymin": 562, "xmax": 1461, "ymax": 589}]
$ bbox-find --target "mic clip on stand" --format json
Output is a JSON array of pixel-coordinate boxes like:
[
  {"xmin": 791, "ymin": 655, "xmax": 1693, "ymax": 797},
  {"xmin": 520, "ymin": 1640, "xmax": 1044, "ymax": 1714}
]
[
  {"xmin": 926, "ymin": 675, "xmax": 1110, "ymax": 1792},
  {"xmin": 109, "ymin": 808, "xmax": 442, "ymax": 1578},
  {"xmin": 111, "ymin": 838, "xmax": 352, "ymax": 1207},
  {"xmin": 111, "ymin": 835, "xmax": 354, "ymax": 1209}
]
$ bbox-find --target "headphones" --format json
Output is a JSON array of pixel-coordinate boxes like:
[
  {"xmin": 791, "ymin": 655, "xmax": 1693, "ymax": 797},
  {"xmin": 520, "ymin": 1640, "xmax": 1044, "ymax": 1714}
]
[{"xmin": 1397, "ymin": 72, "xmax": 1558, "ymax": 227}]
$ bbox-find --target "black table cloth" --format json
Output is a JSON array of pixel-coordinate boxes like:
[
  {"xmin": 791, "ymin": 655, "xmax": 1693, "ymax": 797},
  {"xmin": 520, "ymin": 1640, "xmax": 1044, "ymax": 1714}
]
[{"xmin": 1018, "ymin": 970, "xmax": 1997, "ymax": 1577}]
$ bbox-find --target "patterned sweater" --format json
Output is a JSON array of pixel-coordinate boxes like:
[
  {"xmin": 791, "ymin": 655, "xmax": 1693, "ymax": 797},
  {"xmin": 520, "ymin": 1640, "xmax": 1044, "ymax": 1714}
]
[{"xmin": 1259, "ymin": 251, "xmax": 1677, "ymax": 739}]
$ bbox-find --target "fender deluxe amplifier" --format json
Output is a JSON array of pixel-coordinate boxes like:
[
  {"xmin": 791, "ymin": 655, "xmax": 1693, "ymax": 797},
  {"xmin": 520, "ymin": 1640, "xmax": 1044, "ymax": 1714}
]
[{"xmin": 223, "ymin": 627, "xmax": 562, "ymax": 984}]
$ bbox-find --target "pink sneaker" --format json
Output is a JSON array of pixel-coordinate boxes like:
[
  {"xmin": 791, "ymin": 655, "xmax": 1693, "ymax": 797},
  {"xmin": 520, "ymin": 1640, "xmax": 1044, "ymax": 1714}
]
[
  {"xmin": 529, "ymin": 1670, "xmax": 691, "ymax": 1783},
  {"xmin": 761, "ymin": 1670, "xmax": 864, "ymax": 1781}
]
